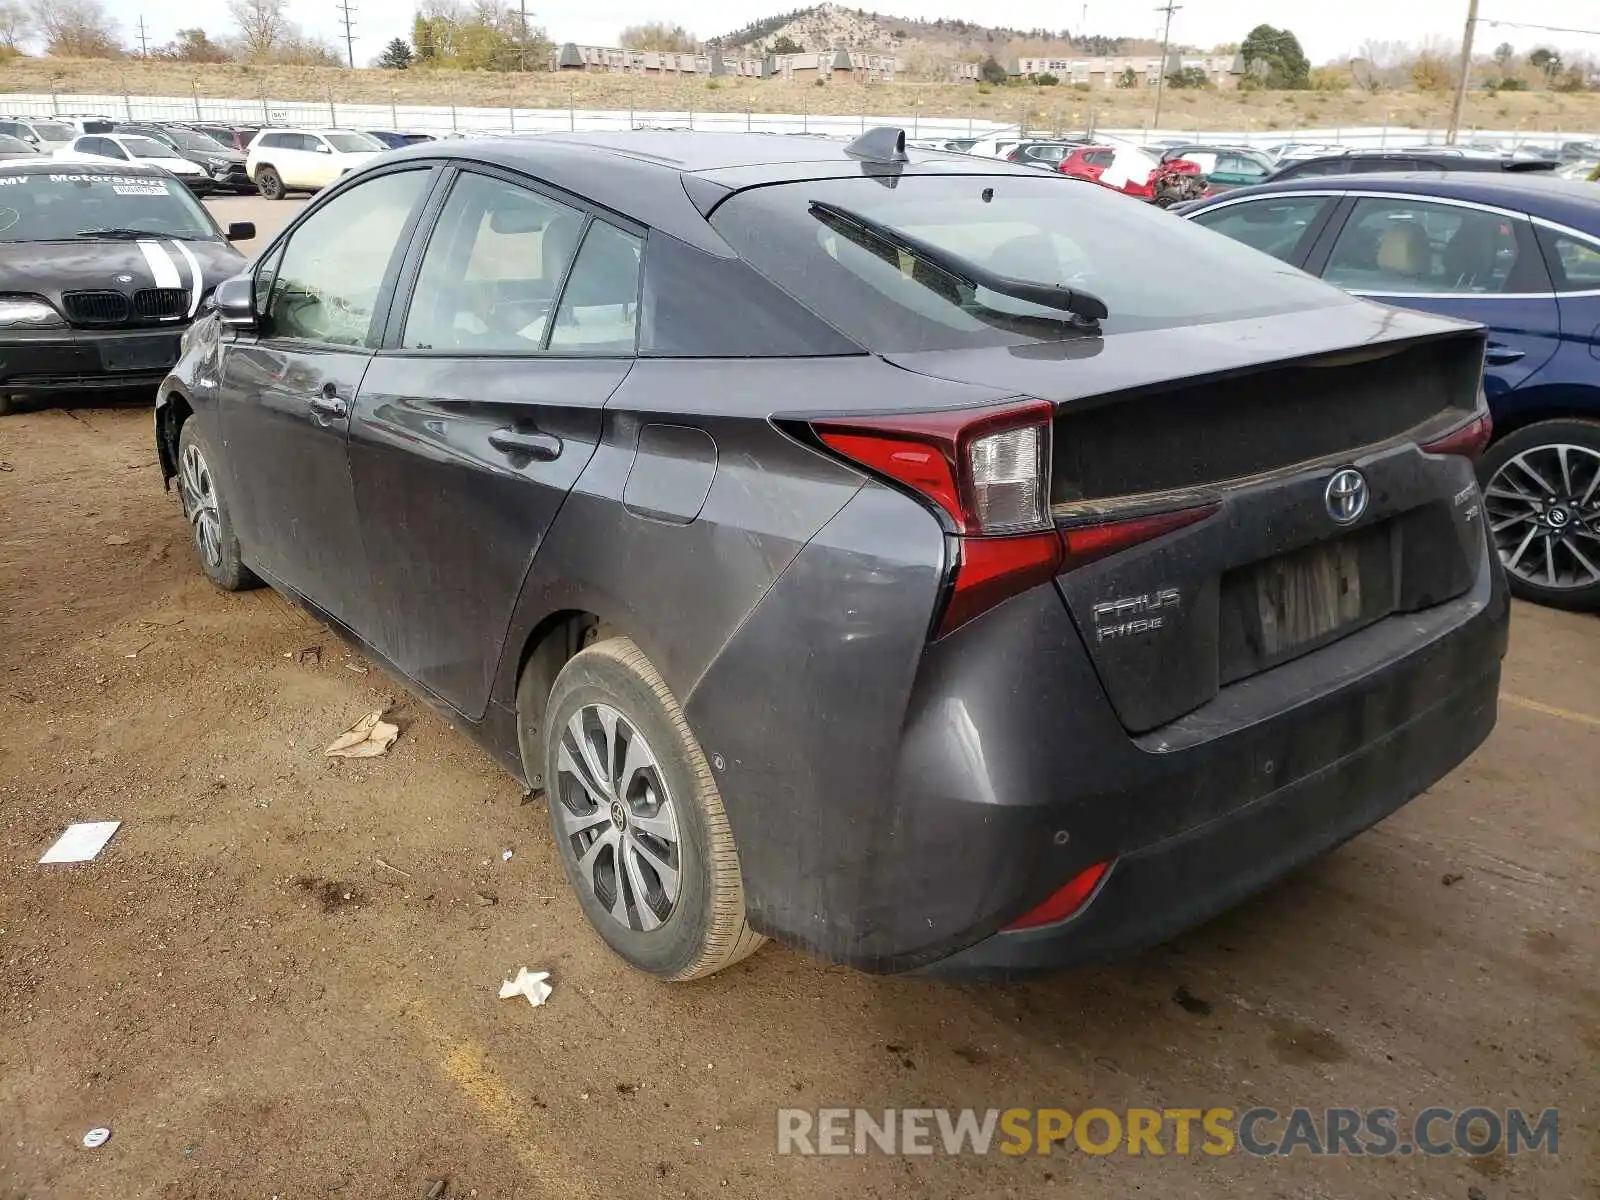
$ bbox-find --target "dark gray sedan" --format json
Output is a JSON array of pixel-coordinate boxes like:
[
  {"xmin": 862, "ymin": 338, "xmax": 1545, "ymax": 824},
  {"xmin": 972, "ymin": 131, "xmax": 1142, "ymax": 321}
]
[{"xmin": 154, "ymin": 131, "xmax": 1508, "ymax": 979}]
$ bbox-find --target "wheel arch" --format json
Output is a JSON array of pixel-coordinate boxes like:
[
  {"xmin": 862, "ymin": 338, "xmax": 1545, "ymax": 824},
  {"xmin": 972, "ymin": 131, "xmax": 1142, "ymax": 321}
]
[
  {"xmin": 155, "ymin": 386, "xmax": 194, "ymax": 489},
  {"xmin": 1487, "ymin": 387, "xmax": 1600, "ymax": 442},
  {"xmin": 510, "ymin": 608, "xmax": 603, "ymax": 786}
]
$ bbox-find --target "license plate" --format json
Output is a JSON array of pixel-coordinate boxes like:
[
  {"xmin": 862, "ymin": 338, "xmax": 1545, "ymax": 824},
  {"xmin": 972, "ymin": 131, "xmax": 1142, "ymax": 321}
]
[
  {"xmin": 1255, "ymin": 538, "xmax": 1363, "ymax": 657},
  {"xmin": 99, "ymin": 336, "xmax": 180, "ymax": 373}
]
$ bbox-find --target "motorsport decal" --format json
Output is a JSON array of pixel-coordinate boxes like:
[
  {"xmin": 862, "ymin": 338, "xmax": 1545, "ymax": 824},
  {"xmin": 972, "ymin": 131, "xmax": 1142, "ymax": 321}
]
[{"xmin": 48, "ymin": 174, "xmax": 171, "ymax": 191}]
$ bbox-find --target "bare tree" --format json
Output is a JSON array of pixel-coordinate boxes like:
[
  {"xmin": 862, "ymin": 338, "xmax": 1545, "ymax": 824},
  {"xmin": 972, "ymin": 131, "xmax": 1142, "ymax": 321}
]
[
  {"xmin": 228, "ymin": 0, "xmax": 287, "ymax": 58},
  {"xmin": 31, "ymin": 0, "xmax": 121, "ymax": 56},
  {"xmin": 618, "ymin": 21, "xmax": 698, "ymax": 52},
  {"xmin": 0, "ymin": 0, "xmax": 32, "ymax": 48}
]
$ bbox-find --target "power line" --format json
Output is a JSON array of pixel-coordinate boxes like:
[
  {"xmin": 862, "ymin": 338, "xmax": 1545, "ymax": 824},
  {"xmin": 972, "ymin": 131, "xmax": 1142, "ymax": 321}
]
[
  {"xmin": 336, "ymin": 0, "xmax": 356, "ymax": 68},
  {"xmin": 1479, "ymin": 18, "xmax": 1600, "ymax": 38},
  {"xmin": 1151, "ymin": 1, "xmax": 1181, "ymax": 129}
]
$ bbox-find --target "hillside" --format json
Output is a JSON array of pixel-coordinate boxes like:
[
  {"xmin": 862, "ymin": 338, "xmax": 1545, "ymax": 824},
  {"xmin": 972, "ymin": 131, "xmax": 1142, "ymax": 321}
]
[
  {"xmin": 713, "ymin": 3, "xmax": 1161, "ymax": 66},
  {"xmin": 1, "ymin": 57, "xmax": 1598, "ymax": 137}
]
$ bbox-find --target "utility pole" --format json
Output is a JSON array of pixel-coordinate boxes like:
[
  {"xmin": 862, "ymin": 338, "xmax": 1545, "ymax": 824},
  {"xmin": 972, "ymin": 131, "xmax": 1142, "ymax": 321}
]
[
  {"xmin": 1152, "ymin": 1, "xmax": 1181, "ymax": 130},
  {"xmin": 336, "ymin": 0, "xmax": 356, "ymax": 68},
  {"xmin": 518, "ymin": 0, "xmax": 532, "ymax": 71},
  {"xmin": 1445, "ymin": 0, "xmax": 1479, "ymax": 145},
  {"xmin": 136, "ymin": 15, "xmax": 149, "ymax": 57}
]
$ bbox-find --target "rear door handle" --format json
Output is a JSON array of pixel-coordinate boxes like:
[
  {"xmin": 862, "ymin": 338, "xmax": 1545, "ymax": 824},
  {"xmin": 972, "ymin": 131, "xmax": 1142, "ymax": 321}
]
[
  {"xmin": 309, "ymin": 386, "xmax": 348, "ymax": 419},
  {"xmin": 1485, "ymin": 344, "xmax": 1526, "ymax": 365},
  {"xmin": 488, "ymin": 427, "xmax": 563, "ymax": 462}
]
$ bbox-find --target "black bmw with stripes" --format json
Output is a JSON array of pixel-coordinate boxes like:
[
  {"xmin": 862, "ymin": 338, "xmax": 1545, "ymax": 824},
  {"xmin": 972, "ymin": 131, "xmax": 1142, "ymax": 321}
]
[{"xmin": 0, "ymin": 160, "xmax": 252, "ymax": 415}]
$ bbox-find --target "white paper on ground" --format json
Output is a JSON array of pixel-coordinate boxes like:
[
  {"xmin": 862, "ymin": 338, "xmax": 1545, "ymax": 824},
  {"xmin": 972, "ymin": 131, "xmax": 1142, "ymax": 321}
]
[
  {"xmin": 40, "ymin": 821, "xmax": 122, "ymax": 864},
  {"xmin": 498, "ymin": 966, "xmax": 553, "ymax": 1008}
]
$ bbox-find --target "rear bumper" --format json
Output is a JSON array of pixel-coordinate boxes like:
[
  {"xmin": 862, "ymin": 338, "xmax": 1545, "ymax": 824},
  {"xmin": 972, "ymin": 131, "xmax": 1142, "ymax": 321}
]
[
  {"xmin": 0, "ymin": 327, "xmax": 182, "ymax": 395},
  {"xmin": 920, "ymin": 647, "xmax": 1500, "ymax": 977}
]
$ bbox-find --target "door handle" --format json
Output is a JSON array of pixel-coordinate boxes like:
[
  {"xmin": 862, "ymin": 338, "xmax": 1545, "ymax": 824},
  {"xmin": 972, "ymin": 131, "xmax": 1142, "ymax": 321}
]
[
  {"xmin": 1485, "ymin": 344, "xmax": 1526, "ymax": 365},
  {"xmin": 309, "ymin": 385, "xmax": 348, "ymax": 419},
  {"xmin": 488, "ymin": 427, "xmax": 563, "ymax": 461}
]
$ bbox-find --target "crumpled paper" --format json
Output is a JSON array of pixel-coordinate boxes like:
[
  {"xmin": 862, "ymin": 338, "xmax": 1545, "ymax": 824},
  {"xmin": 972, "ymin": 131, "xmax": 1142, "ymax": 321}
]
[
  {"xmin": 498, "ymin": 967, "xmax": 553, "ymax": 1008},
  {"xmin": 324, "ymin": 710, "xmax": 400, "ymax": 758}
]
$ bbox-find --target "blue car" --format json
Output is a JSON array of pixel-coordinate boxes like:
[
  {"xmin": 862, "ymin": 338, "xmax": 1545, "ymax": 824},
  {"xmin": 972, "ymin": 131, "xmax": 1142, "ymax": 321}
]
[{"xmin": 1185, "ymin": 173, "xmax": 1600, "ymax": 610}]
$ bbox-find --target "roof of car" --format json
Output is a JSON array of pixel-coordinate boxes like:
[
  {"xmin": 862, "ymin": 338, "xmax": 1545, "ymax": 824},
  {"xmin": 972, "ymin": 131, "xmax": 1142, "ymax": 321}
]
[{"xmin": 1193, "ymin": 170, "xmax": 1600, "ymax": 226}]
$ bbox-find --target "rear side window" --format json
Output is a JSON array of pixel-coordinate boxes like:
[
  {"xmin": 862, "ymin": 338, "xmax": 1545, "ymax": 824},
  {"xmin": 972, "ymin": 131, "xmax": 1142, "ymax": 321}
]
[
  {"xmin": 710, "ymin": 173, "xmax": 1344, "ymax": 352},
  {"xmin": 1189, "ymin": 195, "xmax": 1333, "ymax": 264},
  {"xmin": 1323, "ymin": 198, "xmax": 1525, "ymax": 295},
  {"xmin": 1537, "ymin": 227, "xmax": 1600, "ymax": 292},
  {"xmin": 401, "ymin": 171, "xmax": 585, "ymax": 353},
  {"xmin": 547, "ymin": 221, "xmax": 642, "ymax": 354}
]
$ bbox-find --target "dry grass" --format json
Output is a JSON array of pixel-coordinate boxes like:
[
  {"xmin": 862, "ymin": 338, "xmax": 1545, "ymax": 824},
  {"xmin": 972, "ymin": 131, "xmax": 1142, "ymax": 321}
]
[{"xmin": 4, "ymin": 57, "xmax": 1600, "ymax": 133}]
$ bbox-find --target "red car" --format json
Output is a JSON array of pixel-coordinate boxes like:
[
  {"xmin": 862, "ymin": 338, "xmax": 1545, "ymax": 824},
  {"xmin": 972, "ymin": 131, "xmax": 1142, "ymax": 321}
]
[{"xmin": 1058, "ymin": 144, "xmax": 1204, "ymax": 204}]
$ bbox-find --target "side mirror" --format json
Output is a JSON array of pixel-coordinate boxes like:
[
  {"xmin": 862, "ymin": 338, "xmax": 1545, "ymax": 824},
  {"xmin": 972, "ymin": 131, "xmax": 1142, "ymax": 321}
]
[
  {"xmin": 226, "ymin": 221, "xmax": 256, "ymax": 242},
  {"xmin": 315, "ymin": 144, "xmax": 332, "ymax": 154},
  {"xmin": 213, "ymin": 273, "xmax": 256, "ymax": 330}
]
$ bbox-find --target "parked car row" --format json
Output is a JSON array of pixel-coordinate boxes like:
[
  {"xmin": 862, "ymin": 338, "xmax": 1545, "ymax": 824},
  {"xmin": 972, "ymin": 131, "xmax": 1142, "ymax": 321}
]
[{"xmin": 0, "ymin": 115, "xmax": 435, "ymax": 197}]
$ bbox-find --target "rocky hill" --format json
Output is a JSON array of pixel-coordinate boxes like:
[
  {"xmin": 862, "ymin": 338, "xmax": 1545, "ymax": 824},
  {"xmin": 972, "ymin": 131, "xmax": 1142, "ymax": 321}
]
[{"xmin": 713, "ymin": 3, "xmax": 1159, "ymax": 65}]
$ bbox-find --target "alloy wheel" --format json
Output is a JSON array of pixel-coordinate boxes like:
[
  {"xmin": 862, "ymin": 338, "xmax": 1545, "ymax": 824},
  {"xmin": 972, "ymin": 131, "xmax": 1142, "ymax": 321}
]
[
  {"xmin": 554, "ymin": 703, "xmax": 682, "ymax": 932},
  {"xmin": 1484, "ymin": 443, "xmax": 1600, "ymax": 592},
  {"xmin": 179, "ymin": 441, "xmax": 223, "ymax": 571}
]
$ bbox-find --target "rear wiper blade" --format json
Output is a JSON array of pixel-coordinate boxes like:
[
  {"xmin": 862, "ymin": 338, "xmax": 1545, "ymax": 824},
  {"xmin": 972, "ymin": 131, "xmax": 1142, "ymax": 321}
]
[
  {"xmin": 808, "ymin": 199, "xmax": 1109, "ymax": 323},
  {"xmin": 74, "ymin": 227, "xmax": 159, "ymax": 239}
]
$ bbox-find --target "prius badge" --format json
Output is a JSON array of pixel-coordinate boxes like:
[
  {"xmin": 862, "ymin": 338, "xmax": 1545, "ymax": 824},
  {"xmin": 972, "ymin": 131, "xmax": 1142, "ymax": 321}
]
[{"xmin": 1325, "ymin": 468, "xmax": 1368, "ymax": 525}]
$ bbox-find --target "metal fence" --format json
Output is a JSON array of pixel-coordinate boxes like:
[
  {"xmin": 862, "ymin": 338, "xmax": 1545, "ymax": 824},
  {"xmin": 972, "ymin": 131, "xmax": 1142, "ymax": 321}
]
[{"xmin": 0, "ymin": 90, "xmax": 1590, "ymax": 150}]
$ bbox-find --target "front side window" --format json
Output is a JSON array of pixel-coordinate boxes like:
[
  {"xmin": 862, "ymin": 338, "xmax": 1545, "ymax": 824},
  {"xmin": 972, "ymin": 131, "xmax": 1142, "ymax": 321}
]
[
  {"xmin": 1538, "ymin": 227, "xmax": 1600, "ymax": 292},
  {"xmin": 265, "ymin": 169, "xmax": 429, "ymax": 346},
  {"xmin": 402, "ymin": 172, "xmax": 585, "ymax": 353},
  {"xmin": 1189, "ymin": 195, "xmax": 1333, "ymax": 264},
  {"xmin": 82, "ymin": 137, "xmax": 124, "ymax": 159},
  {"xmin": 1323, "ymin": 198, "xmax": 1522, "ymax": 294},
  {"xmin": 32, "ymin": 121, "xmax": 73, "ymax": 141}
]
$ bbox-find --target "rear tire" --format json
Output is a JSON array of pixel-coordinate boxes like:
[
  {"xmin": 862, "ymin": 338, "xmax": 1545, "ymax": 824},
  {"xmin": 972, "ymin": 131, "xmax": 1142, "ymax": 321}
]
[
  {"xmin": 0, "ymin": 395, "xmax": 13, "ymax": 417},
  {"xmin": 176, "ymin": 420, "xmax": 258, "ymax": 592},
  {"xmin": 256, "ymin": 166, "xmax": 285, "ymax": 200},
  {"xmin": 1478, "ymin": 417, "xmax": 1600, "ymax": 611},
  {"xmin": 537, "ymin": 637, "xmax": 764, "ymax": 980}
]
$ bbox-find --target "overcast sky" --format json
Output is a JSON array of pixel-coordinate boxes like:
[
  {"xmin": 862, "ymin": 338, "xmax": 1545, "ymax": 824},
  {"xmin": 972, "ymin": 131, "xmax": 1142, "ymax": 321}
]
[{"xmin": 104, "ymin": 0, "xmax": 1598, "ymax": 67}]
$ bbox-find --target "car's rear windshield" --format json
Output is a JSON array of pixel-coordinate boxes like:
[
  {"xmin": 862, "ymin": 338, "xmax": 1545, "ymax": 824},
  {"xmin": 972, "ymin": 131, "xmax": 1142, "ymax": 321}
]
[
  {"xmin": 31, "ymin": 121, "xmax": 74, "ymax": 141},
  {"xmin": 0, "ymin": 172, "xmax": 216, "ymax": 241},
  {"xmin": 710, "ymin": 173, "xmax": 1347, "ymax": 352},
  {"xmin": 165, "ymin": 127, "xmax": 227, "ymax": 152},
  {"xmin": 326, "ymin": 133, "xmax": 382, "ymax": 153}
]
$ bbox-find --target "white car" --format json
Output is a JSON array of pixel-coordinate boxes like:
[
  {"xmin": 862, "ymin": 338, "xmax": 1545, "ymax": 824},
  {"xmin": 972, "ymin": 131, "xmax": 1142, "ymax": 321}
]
[
  {"xmin": 53, "ymin": 133, "xmax": 210, "ymax": 189},
  {"xmin": 245, "ymin": 129, "xmax": 384, "ymax": 199}
]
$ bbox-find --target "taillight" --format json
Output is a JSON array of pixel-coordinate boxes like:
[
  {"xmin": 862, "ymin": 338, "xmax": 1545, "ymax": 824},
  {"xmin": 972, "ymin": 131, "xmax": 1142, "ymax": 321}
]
[
  {"xmin": 814, "ymin": 400, "xmax": 1053, "ymax": 536},
  {"xmin": 1004, "ymin": 861, "xmax": 1111, "ymax": 931},
  {"xmin": 813, "ymin": 403, "xmax": 1219, "ymax": 637},
  {"xmin": 1421, "ymin": 412, "xmax": 1492, "ymax": 462}
]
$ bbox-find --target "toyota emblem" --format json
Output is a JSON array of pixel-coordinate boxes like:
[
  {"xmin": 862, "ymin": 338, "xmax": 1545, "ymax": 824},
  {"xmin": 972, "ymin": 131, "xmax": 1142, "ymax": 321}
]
[{"xmin": 1325, "ymin": 468, "xmax": 1369, "ymax": 524}]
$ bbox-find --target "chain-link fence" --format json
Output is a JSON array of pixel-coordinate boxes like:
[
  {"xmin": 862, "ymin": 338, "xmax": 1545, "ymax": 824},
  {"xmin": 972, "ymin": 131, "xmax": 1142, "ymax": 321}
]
[{"xmin": 0, "ymin": 89, "xmax": 1587, "ymax": 150}]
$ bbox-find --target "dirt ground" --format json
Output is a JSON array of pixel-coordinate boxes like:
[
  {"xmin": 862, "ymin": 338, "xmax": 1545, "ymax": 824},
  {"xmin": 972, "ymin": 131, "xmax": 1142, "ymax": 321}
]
[
  {"xmin": 7, "ymin": 55, "xmax": 1600, "ymax": 135},
  {"xmin": 1, "ymin": 198, "xmax": 1598, "ymax": 1199}
]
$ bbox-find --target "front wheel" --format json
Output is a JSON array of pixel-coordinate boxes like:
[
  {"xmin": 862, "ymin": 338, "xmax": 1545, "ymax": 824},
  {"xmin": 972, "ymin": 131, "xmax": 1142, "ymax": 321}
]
[
  {"xmin": 1479, "ymin": 418, "xmax": 1600, "ymax": 611},
  {"xmin": 176, "ymin": 420, "xmax": 258, "ymax": 592},
  {"xmin": 538, "ymin": 637, "xmax": 764, "ymax": 980},
  {"xmin": 256, "ymin": 166, "xmax": 285, "ymax": 200}
]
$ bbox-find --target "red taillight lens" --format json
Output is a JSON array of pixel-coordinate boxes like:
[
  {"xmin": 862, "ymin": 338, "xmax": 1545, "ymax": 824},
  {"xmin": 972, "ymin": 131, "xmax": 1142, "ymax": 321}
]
[
  {"xmin": 1421, "ymin": 412, "xmax": 1493, "ymax": 462},
  {"xmin": 1004, "ymin": 861, "xmax": 1111, "ymax": 931},
  {"xmin": 813, "ymin": 405, "xmax": 1217, "ymax": 638},
  {"xmin": 1059, "ymin": 503, "xmax": 1220, "ymax": 570}
]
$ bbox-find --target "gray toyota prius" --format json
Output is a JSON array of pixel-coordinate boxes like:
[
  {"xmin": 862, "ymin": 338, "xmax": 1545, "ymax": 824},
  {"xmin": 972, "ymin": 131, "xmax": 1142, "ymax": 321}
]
[{"xmin": 155, "ymin": 130, "xmax": 1509, "ymax": 980}]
